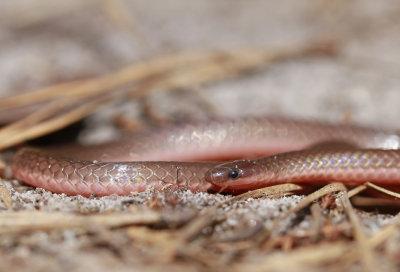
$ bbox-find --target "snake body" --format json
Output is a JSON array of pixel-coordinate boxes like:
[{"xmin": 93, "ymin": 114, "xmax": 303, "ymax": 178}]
[{"xmin": 11, "ymin": 116, "xmax": 400, "ymax": 196}]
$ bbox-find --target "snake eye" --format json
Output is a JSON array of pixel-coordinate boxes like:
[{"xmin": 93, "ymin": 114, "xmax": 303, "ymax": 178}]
[{"xmin": 228, "ymin": 169, "xmax": 239, "ymax": 179}]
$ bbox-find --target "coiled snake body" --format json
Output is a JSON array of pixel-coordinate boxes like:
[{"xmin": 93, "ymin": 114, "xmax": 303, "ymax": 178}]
[{"xmin": 11, "ymin": 117, "xmax": 400, "ymax": 196}]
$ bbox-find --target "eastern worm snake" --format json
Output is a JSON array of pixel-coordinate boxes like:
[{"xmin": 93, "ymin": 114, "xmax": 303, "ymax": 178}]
[{"xmin": 11, "ymin": 116, "xmax": 400, "ymax": 196}]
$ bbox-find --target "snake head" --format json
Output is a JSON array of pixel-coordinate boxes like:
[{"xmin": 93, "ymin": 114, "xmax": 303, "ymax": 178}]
[{"xmin": 205, "ymin": 160, "xmax": 267, "ymax": 191}]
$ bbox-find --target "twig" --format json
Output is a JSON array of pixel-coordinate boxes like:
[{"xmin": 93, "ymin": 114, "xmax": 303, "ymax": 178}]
[{"xmin": 366, "ymin": 182, "xmax": 400, "ymax": 199}]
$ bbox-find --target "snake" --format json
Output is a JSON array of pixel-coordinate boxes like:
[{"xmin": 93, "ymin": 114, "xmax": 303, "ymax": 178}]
[{"xmin": 11, "ymin": 116, "xmax": 400, "ymax": 196}]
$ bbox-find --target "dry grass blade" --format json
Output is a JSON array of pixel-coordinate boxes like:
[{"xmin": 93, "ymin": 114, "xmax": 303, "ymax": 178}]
[
  {"xmin": 338, "ymin": 192, "xmax": 378, "ymax": 272},
  {"xmin": 0, "ymin": 97, "xmax": 109, "ymax": 151},
  {"xmin": 0, "ymin": 80, "xmax": 85, "ymax": 109},
  {"xmin": 219, "ymin": 184, "xmax": 303, "ymax": 205},
  {"xmin": 348, "ymin": 184, "xmax": 367, "ymax": 198},
  {"xmin": 0, "ymin": 210, "xmax": 161, "ymax": 234},
  {"xmin": 366, "ymin": 182, "xmax": 400, "ymax": 199},
  {"xmin": 0, "ymin": 99, "xmax": 80, "ymax": 139},
  {"xmin": 347, "ymin": 183, "xmax": 400, "ymax": 208}
]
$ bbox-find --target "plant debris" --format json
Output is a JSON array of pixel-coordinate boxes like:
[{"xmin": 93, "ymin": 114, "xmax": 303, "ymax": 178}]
[{"xmin": 1, "ymin": 2, "xmax": 400, "ymax": 271}]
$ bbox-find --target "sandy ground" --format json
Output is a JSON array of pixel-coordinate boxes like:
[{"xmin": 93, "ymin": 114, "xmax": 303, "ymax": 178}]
[{"xmin": 1, "ymin": 1, "xmax": 400, "ymax": 271}]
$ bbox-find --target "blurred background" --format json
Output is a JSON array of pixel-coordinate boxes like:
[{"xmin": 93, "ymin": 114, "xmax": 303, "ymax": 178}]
[
  {"xmin": 1, "ymin": 2, "xmax": 400, "ymax": 271},
  {"xmin": 1, "ymin": 0, "xmax": 400, "ymax": 142}
]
